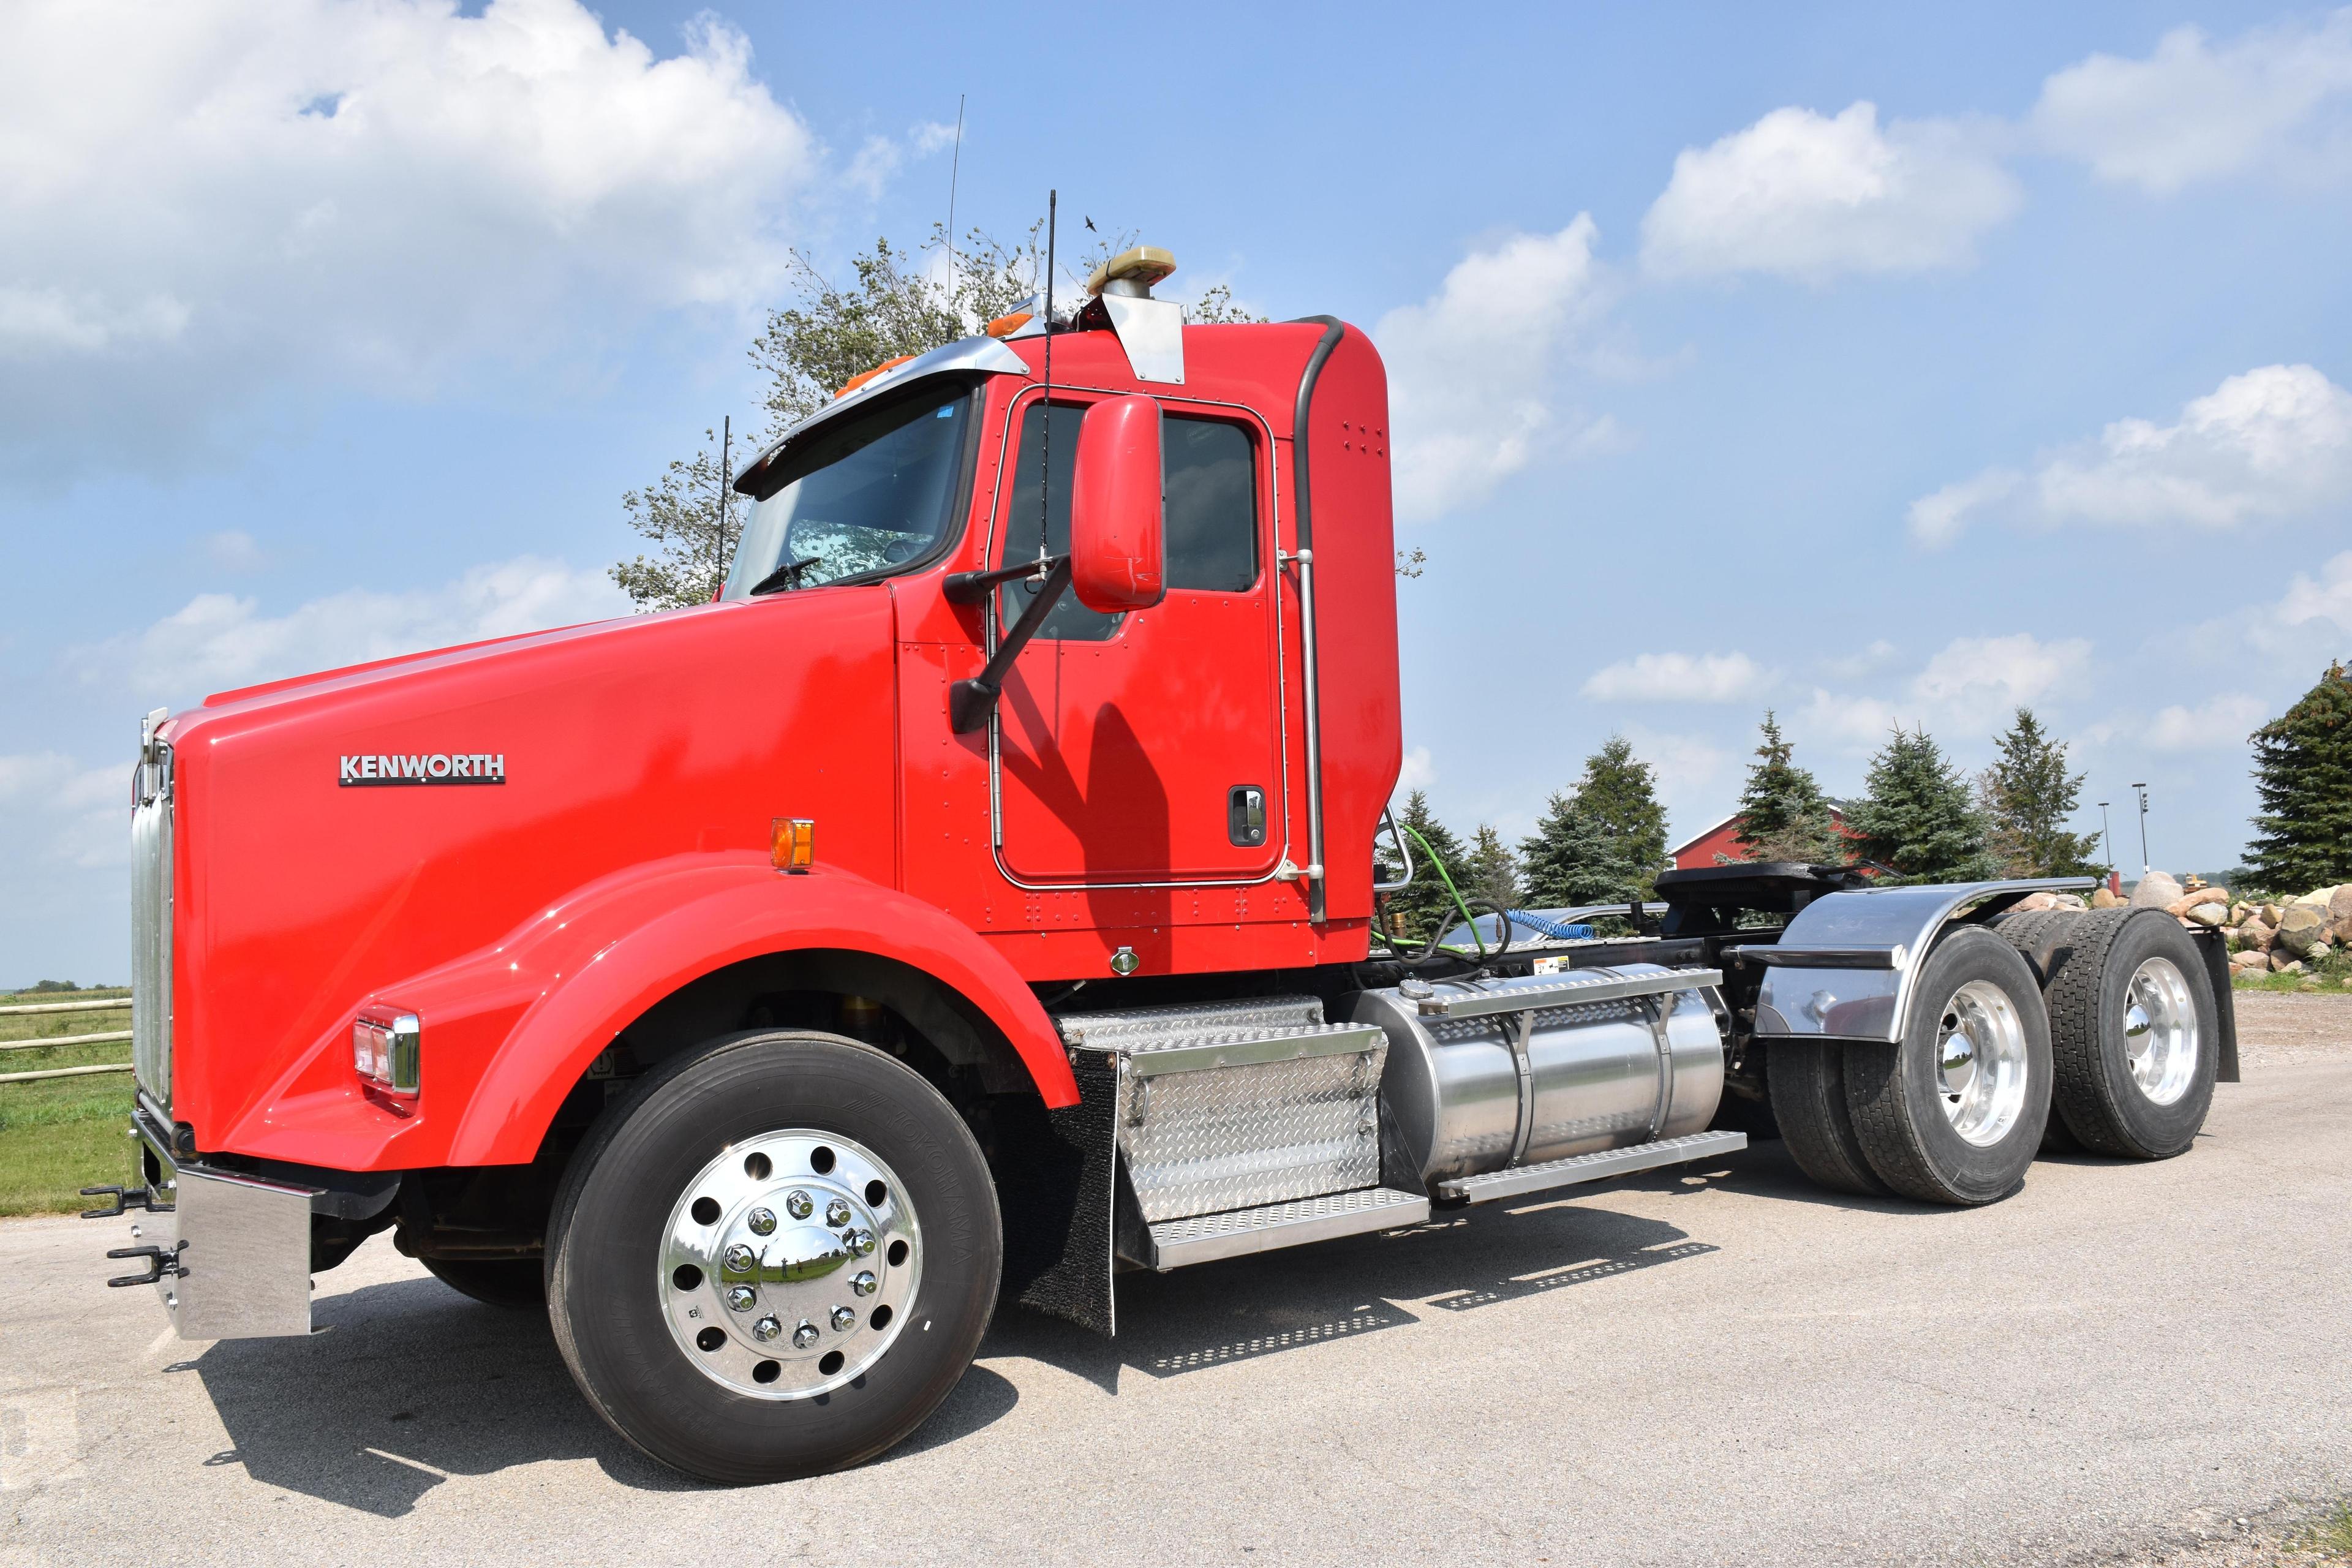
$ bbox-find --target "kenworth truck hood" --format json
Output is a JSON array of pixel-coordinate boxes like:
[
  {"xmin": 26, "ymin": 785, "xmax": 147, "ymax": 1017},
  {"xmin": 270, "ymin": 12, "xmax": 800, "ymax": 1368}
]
[{"xmin": 153, "ymin": 586, "xmax": 904, "ymax": 1158}]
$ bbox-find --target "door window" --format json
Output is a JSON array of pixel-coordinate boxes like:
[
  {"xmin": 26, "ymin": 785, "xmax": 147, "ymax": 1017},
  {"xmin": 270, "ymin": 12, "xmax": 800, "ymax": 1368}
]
[{"xmin": 996, "ymin": 403, "xmax": 1261, "ymax": 637}]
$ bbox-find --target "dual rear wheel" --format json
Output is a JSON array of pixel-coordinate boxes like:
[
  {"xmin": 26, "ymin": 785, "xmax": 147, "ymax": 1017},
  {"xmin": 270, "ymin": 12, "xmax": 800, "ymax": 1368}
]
[{"xmin": 1770, "ymin": 911, "xmax": 2218, "ymax": 1206}]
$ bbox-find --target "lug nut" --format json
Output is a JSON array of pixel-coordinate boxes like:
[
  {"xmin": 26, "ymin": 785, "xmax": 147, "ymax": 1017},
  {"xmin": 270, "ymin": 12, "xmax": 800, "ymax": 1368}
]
[
  {"xmin": 722, "ymin": 1243, "xmax": 756, "ymax": 1273},
  {"xmin": 825, "ymin": 1198, "xmax": 851, "ymax": 1227},
  {"xmin": 725, "ymin": 1284, "xmax": 757, "ymax": 1313},
  {"xmin": 830, "ymin": 1305, "xmax": 856, "ymax": 1331},
  {"xmin": 843, "ymin": 1228, "xmax": 875, "ymax": 1257},
  {"xmin": 851, "ymin": 1270, "xmax": 878, "ymax": 1298},
  {"xmin": 792, "ymin": 1320, "xmax": 820, "ymax": 1349},
  {"xmin": 784, "ymin": 1190, "xmax": 812, "ymax": 1220},
  {"xmin": 746, "ymin": 1206, "xmax": 777, "ymax": 1235},
  {"xmin": 752, "ymin": 1315, "xmax": 782, "ymax": 1342}
]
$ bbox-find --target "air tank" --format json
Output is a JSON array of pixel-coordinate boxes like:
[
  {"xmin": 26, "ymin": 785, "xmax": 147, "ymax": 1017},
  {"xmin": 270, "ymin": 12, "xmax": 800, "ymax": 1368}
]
[{"xmin": 1352, "ymin": 965, "xmax": 1727, "ymax": 1183}]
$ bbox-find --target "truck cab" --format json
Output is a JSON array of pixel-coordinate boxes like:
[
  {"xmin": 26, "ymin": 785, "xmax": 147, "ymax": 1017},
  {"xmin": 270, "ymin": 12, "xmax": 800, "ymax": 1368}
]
[{"xmin": 92, "ymin": 249, "xmax": 2233, "ymax": 1486}]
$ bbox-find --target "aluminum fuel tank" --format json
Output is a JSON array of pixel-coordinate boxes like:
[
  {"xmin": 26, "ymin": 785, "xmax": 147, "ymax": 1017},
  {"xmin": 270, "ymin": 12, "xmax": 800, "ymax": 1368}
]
[{"xmin": 1352, "ymin": 967, "xmax": 1727, "ymax": 1183}]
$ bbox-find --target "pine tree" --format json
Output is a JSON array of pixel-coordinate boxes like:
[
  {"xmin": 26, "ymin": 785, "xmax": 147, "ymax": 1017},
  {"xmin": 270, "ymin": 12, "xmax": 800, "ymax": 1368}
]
[
  {"xmin": 1731, "ymin": 711, "xmax": 1842, "ymax": 864},
  {"xmin": 2247, "ymin": 662, "xmax": 2352, "ymax": 891},
  {"xmin": 1461, "ymin": 824, "xmax": 1521, "ymax": 911},
  {"xmin": 1379, "ymin": 790, "xmax": 1473, "ymax": 941},
  {"xmin": 1845, "ymin": 726, "xmax": 1994, "ymax": 884},
  {"xmin": 1575, "ymin": 736, "xmax": 1670, "ymax": 897},
  {"xmin": 1978, "ymin": 707, "xmax": 2104, "ymax": 876},
  {"xmin": 1518, "ymin": 790, "xmax": 1638, "ymax": 909}
]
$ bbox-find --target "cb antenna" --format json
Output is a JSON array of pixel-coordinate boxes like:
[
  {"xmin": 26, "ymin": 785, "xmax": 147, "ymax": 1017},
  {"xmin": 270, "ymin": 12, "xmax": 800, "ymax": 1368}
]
[
  {"xmin": 715, "ymin": 414, "xmax": 730, "ymax": 598},
  {"xmin": 944, "ymin": 94, "xmax": 965, "ymax": 282},
  {"xmin": 1035, "ymin": 189, "xmax": 1056, "ymax": 576}
]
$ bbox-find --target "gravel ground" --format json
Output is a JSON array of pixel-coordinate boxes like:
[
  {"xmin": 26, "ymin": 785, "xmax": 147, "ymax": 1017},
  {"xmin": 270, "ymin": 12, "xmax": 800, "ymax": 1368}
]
[{"xmin": 3, "ymin": 997, "xmax": 2346, "ymax": 1567}]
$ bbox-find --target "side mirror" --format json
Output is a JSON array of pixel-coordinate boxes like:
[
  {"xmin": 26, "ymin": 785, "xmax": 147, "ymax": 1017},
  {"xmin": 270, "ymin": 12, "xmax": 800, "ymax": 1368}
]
[{"xmin": 1068, "ymin": 394, "xmax": 1166, "ymax": 614}]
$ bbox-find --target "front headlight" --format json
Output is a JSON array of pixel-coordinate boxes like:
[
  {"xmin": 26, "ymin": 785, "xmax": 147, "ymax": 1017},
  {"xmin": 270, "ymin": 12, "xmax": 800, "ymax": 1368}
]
[{"xmin": 352, "ymin": 1009, "xmax": 421, "ymax": 1098}]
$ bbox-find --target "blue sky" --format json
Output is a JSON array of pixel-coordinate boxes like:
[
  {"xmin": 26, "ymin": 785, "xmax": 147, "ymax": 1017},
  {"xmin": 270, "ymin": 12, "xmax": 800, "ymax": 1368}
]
[{"xmin": 6, "ymin": 0, "xmax": 2351, "ymax": 981}]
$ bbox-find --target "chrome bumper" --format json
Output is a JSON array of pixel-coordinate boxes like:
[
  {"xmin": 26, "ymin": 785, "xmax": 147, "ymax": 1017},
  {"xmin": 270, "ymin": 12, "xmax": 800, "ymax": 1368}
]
[{"xmin": 89, "ymin": 1108, "xmax": 317, "ymax": 1340}]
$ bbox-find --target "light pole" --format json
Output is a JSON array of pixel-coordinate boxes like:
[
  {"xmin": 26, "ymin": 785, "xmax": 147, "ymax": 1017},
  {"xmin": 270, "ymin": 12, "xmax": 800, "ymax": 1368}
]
[
  {"xmin": 2097, "ymin": 801, "xmax": 2113, "ymax": 875},
  {"xmin": 2130, "ymin": 783, "xmax": 2150, "ymax": 876}
]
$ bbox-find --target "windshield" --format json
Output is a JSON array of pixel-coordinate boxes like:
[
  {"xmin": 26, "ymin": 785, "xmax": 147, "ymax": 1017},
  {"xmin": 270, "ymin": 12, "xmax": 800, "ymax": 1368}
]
[{"xmin": 724, "ymin": 381, "xmax": 976, "ymax": 598}]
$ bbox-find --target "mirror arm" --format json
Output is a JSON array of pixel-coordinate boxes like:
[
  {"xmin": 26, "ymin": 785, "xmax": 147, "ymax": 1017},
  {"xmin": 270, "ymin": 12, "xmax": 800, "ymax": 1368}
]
[
  {"xmin": 949, "ymin": 557, "xmax": 1074, "ymax": 733},
  {"xmin": 944, "ymin": 554, "xmax": 1066, "ymax": 605}
]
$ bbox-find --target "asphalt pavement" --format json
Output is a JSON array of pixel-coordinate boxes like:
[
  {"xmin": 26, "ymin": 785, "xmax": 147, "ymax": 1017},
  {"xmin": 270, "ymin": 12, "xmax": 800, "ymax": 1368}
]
[{"xmin": 4, "ymin": 998, "xmax": 2348, "ymax": 1567}]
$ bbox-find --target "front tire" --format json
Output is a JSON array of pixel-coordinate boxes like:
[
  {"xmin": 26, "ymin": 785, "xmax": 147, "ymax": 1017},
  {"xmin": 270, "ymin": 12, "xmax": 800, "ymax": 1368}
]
[
  {"xmin": 1844, "ymin": 929, "xmax": 2053, "ymax": 1205},
  {"xmin": 547, "ymin": 1030, "xmax": 1001, "ymax": 1485}
]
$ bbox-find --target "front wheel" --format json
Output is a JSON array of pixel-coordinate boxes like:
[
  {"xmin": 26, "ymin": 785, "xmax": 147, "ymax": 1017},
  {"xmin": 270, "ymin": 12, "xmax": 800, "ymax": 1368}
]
[
  {"xmin": 546, "ymin": 1030, "xmax": 1001, "ymax": 1484},
  {"xmin": 1844, "ymin": 929, "xmax": 2054, "ymax": 1205}
]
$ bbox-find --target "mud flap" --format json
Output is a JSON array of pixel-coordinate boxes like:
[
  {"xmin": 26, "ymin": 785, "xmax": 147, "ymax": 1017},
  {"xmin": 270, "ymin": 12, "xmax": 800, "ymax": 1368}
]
[
  {"xmin": 2187, "ymin": 925, "xmax": 2240, "ymax": 1084},
  {"xmin": 1000, "ymin": 1054, "xmax": 1120, "ymax": 1336}
]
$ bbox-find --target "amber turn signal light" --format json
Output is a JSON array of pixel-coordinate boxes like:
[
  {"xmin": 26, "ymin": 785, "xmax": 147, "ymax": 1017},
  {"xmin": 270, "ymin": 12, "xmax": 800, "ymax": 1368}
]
[{"xmin": 771, "ymin": 818, "xmax": 816, "ymax": 873}]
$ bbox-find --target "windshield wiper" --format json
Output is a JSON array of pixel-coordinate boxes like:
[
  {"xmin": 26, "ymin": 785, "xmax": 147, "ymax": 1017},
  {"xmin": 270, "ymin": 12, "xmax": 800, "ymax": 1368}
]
[{"xmin": 747, "ymin": 554, "xmax": 824, "ymax": 596}]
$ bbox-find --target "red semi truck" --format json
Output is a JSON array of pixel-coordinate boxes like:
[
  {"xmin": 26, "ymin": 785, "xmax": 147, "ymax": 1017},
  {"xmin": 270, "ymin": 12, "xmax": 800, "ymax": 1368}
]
[{"xmin": 89, "ymin": 247, "xmax": 2236, "ymax": 1483}]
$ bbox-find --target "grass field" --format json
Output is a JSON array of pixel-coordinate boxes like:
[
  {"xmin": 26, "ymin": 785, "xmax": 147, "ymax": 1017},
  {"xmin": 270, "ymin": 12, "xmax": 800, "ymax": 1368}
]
[{"xmin": 0, "ymin": 988, "xmax": 137, "ymax": 1217}]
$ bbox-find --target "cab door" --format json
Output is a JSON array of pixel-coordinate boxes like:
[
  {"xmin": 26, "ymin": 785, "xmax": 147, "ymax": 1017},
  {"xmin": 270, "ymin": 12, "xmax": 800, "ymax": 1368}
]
[{"xmin": 987, "ymin": 391, "xmax": 1287, "ymax": 885}]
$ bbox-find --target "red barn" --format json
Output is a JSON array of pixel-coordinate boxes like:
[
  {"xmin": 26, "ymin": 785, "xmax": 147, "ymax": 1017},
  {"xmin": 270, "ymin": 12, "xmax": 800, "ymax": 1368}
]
[{"xmin": 1669, "ymin": 804, "xmax": 1856, "ymax": 870}]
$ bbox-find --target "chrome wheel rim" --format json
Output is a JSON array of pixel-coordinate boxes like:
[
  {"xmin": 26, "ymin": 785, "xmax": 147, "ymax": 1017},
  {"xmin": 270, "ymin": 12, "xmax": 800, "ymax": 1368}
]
[
  {"xmin": 1932, "ymin": 980, "xmax": 2030, "ymax": 1147},
  {"xmin": 659, "ymin": 1130, "xmax": 921, "ymax": 1400},
  {"xmin": 2121, "ymin": 957, "xmax": 2199, "ymax": 1106}
]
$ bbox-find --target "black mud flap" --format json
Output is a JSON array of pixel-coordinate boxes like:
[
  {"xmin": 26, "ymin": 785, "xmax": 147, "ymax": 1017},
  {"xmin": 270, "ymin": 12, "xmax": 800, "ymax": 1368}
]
[
  {"xmin": 997, "ymin": 1053, "xmax": 1120, "ymax": 1336},
  {"xmin": 2187, "ymin": 925, "xmax": 2241, "ymax": 1084}
]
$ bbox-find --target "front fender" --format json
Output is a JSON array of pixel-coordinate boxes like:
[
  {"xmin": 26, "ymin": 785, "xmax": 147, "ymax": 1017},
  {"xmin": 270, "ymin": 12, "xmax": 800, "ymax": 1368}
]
[{"xmin": 216, "ymin": 854, "xmax": 1078, "ymax": 1170}]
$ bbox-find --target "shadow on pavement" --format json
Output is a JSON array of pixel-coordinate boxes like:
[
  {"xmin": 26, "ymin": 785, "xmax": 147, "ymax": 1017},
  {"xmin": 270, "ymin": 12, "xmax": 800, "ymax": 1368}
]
[
  {"xmin": 185, "ymin": 1136, "xmax": 1940, "ymax": 1509},
  {"xmin": 986, "ymin": 1196, "xmax": 1717, "ymax": 1395}
]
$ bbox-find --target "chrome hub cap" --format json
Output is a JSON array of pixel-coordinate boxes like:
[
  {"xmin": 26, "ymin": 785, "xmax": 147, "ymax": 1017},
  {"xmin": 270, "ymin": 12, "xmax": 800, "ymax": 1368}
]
[
  {"xmin": 1933, "ymin": 981, "xmax": 2029, "ymax": 1147},
  {"xmin": 660, "ymin": 1130, "xmax": 921, "ymax": 1400},
  {"xmin": 2122, "ymin": 957, "xmax": 2198, "ymax": 1106}
]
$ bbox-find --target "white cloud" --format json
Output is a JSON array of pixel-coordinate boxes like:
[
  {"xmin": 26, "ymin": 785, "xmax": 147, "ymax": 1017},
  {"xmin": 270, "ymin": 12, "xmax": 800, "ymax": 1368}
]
[
  {"xmin": 2147, "ymin": 693, "xmax": 2271, "ymax": 752},
  {"xmin": 1640, "ymin": 102, "xmax": 2021, "ymax": 282},
  {"xmin": 1819, "ymin": 639, "xmax": 1901, "ymax": 680},
  {"xmin": 1793, "ymin": 632, "xmax": 2091, "ymax": 753},
  {"xmin": 1618, "ymin": 725, "xmax": 1734, "ymax": 826},
  {"xmin": 2272, "ymin": 548, "xmax": 2352, "ymax": 636},
  {"xmin": 1907, "ymin": 469, "xmax": 2021, "ymax": 547},
  {"xmin": 202, "ymin": 530, "xmax": 265, "ymax": 570},
  {"xmin": 1377, "ymin": 217, "xmax": 1616, "ymax": 524},
  {"xmin": 1396, "ymin": 745, "xmax": 1438, "ymax": 794},
  {"xmin": 0, "ymin": 752, "xmax": 133, "ymax": 869},
  {"xmin": 2032, "ymin": 12, "xmax": 2352, "ymax": 195},
  {"xmin": 0, "ymin": 0, "xmax": 826, "ymax": 483},
  {"xmin": 1581, "ymin": 651, "xmax": 1774, "ymax": 703},
  {"xmin": 2228, "ymin": 548, "xmax": 2352, "ymax": 672},
  {"xmin": 1912, "ymin": 364, "xmax": 2352, "ymax": 545},
  {"xmin": 1910, "ymin": 633, "xmax": 2091, "ymax": 731},
  {"xmin": 78, "ymin": 556, "xmax": 630, "ymax": 703}
]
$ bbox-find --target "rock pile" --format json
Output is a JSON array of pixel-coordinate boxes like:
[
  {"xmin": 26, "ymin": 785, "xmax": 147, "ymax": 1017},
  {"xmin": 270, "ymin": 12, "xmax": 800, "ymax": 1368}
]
[{"xmin": 2203, "ymin": 882, "xmax": 2352, "ymax": 979}]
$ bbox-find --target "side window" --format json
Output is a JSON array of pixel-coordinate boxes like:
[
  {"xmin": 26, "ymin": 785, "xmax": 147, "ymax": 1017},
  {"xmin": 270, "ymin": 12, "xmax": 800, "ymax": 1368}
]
[
  {"xmin": 994, "ymin": 403, "xmax": 1262, "ymax": 639},
  {"xmin": 997, "ymin": 401, "xmax": 1120, "ymax": 642},
  {"xmin": 1163, "ymin": 417, "xmax": 1257, "ymax": 591}
]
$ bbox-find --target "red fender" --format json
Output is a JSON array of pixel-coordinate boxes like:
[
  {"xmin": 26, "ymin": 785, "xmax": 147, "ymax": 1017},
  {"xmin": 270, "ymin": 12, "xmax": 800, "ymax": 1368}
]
[{"xmin": 214, "ymin": 854, "xmax": 1078, "ymax": 1170}]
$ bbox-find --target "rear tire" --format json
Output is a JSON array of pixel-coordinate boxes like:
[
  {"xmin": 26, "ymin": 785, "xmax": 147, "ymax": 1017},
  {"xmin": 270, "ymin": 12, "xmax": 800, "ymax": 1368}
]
[
  {"xmin": 1844, "ymin": 928, "xmax": 2052, "ymax": 1206},
  {"xmin": 421, "ymin": 1255, "xmax": 545, "ymax": 1308},
  {"xmin": 1766, "ymin": 1040, "xmax": 1887, "ymax": 1196},
  {"xmin": 2019, "ymin": 909, "xmax": 2218, "ymax": 1158},
  {"xmin": 547, "ymin": 1030, "xmax": 1001, "ymax": 1485}
]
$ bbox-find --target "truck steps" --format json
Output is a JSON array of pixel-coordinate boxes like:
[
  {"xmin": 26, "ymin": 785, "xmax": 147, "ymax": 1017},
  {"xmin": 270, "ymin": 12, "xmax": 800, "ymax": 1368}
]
[
  {"xmin": 1433, "ymin": 1129, "xmax": 1749, "ymax": 1205},
  {"xmin": 1138, "ymin": 1186, "xmax": 1431, "ymax": 1271}
]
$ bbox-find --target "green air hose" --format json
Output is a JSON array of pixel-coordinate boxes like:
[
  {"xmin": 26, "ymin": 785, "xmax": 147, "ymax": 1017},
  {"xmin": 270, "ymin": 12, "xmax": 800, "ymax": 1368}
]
[{"xmin": 1378, "ymin": 823, "xmax": 1504, "ymax": 964}]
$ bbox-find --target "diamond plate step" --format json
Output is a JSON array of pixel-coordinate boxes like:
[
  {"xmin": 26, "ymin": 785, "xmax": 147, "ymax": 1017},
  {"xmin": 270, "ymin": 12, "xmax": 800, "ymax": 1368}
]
[
  {"xmin": 1141, "ymin": 1187, "xmax": 1431, "ymax": 1271},
  {"xmin": 1434, "ymin": 1129, "xmax": 1748, "ymax": 1205}
]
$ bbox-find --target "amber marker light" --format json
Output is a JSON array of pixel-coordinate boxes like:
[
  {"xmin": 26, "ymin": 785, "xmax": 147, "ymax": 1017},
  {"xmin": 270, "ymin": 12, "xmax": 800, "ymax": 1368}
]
[
  {"xmin": 771, "ymin": 818, "xmax": 816, "ymax": 874},
  {"xmin": 983, "ymin": 310, "xmax": 1034, "ymax": 337}
]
